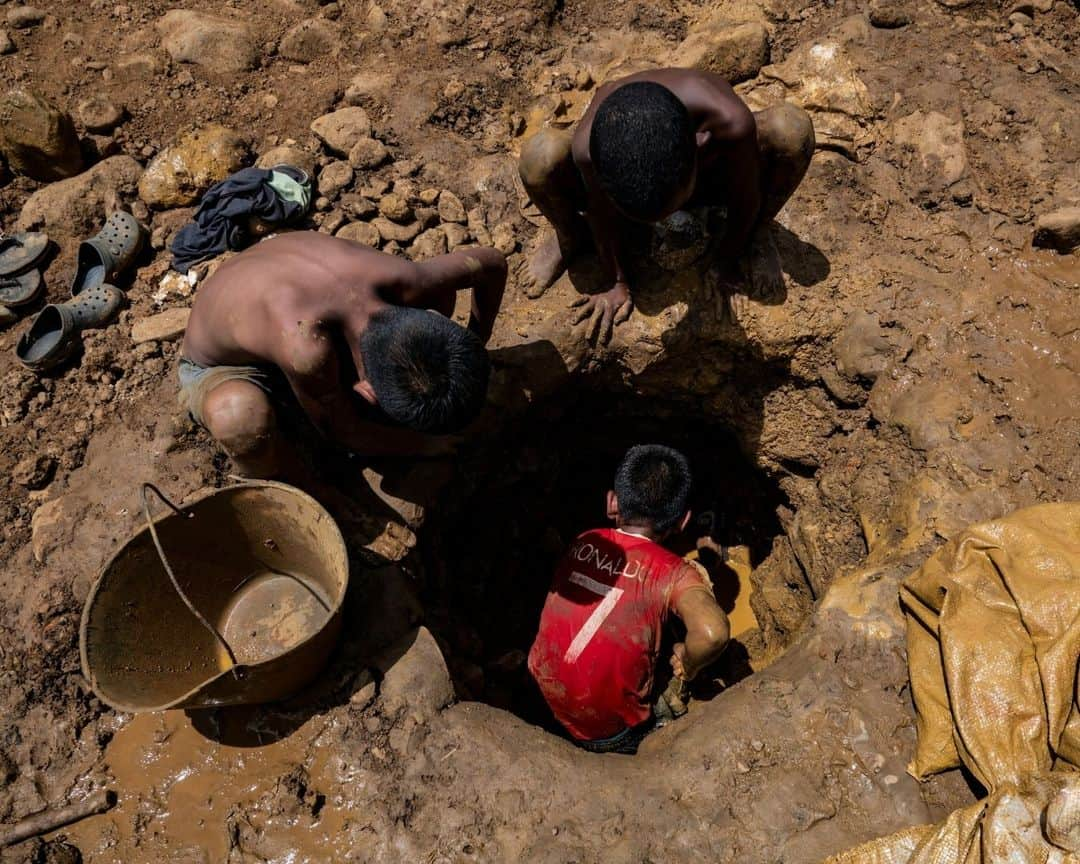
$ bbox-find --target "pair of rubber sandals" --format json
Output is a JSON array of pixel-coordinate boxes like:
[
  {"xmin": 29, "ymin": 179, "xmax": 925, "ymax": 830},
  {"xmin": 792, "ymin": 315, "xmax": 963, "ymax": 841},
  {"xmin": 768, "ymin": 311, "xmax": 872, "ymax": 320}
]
[
  {"xmin": 0, "ymin": 232, "xmax": 51, "ymax": 324},
  {"xmin": 16, "ymin": 212, "xmax": 145, "ymax": 372}
]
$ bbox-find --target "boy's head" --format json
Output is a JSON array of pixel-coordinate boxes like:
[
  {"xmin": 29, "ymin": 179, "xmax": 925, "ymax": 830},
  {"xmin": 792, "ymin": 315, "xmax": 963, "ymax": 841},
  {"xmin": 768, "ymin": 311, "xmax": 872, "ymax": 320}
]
[
  {"xmin": 358, "ymin": 307, "xmax": 490, "ymax": 433},
  {"xmin": 589, "ymin": 82, "xmax": 697, "ymax": 223},
  {"xmin": 609, "ymin": 444, "xmax": 693, "ymax": 536}
]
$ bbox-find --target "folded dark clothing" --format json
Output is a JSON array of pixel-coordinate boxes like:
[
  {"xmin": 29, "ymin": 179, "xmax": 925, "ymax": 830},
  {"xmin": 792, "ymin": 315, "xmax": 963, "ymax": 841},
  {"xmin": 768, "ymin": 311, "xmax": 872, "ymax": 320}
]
[{"xmin": 170, "ymin": 165, "xmax": 311, "ymax": 272}]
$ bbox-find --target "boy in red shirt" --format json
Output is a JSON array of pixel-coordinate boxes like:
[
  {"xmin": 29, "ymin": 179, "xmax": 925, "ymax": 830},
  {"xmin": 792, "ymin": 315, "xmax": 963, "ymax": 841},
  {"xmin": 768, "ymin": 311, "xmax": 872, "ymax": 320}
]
[{"xmin": 528, "ymin": 445, "xmax": 731, "ymax": 754}]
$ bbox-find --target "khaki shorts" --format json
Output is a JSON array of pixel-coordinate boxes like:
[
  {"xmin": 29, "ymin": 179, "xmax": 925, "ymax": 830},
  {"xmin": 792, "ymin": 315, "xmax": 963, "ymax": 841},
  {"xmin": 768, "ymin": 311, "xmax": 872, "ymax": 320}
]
[{"xmin": 177, "ymin": 357, "xmax": 276, "ymax": 428}]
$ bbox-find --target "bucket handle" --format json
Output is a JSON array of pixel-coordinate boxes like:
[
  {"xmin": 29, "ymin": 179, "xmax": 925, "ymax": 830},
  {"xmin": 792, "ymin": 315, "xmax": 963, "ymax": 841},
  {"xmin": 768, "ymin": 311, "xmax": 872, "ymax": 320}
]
[{"xmin": 142, "ymin": 483, "xmax": 239, "ymax": 669}]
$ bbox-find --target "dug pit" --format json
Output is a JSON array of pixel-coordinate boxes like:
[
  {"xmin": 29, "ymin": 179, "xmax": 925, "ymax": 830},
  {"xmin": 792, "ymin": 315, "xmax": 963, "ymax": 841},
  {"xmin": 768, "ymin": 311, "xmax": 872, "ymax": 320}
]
[{"xmin": 418, "ymin": 386, "xmax": 798, "ymax": 720}]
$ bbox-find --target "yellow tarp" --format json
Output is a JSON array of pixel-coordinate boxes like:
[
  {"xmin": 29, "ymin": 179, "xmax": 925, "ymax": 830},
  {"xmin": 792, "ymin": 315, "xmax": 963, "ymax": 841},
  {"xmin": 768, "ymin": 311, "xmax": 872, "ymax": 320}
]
[{"xmin": 826, "ymin": 503, "xmax": 1080, "ymax": 864}]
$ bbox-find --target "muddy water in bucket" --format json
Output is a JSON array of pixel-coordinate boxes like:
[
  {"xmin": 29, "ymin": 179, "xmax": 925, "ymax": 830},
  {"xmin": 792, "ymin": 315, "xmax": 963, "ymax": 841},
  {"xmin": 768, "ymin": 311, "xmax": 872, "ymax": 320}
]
[
  {"xmin": 81, "ymin": 481, "xmax": 349, "ymax": 712},
  {"xmin": 218, "ymin": 569, "xmax": 333, "ymax": 666}
]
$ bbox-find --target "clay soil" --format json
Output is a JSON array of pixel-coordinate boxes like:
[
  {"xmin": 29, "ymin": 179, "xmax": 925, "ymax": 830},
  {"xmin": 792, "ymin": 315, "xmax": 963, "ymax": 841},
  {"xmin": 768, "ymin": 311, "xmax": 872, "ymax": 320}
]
[{"xmin": 1, "ymin": 0, "xmax": 1078, "ymax": 861}]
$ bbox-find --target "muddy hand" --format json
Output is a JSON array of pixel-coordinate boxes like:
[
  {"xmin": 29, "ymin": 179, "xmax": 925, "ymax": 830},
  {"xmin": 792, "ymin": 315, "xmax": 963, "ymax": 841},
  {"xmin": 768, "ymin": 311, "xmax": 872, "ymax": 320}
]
[
  {"xmin": 671, "ymin": 642, "xmax": 690, "ymax": 681},
  {"xmin": 570, "ymin": 281, "xmax": 633, "ymax": 345}
]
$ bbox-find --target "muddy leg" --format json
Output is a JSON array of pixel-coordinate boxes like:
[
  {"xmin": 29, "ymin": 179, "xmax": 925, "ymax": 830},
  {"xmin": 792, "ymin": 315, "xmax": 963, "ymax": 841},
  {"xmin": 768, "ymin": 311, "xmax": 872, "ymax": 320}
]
[
  {"xmin": 201, "ymin": 379, "xmax": 286, "ymax": 479},
  {"xmin": 737, "ymin": 104, "xmax": 817, "ymax": 304},
  {"xmin": 753, "ymin": 102, "xmax": 815, "ymax": 224},
  {"xmin": 518, "ymin": 128, "xmax": 589, "ymax": 298}
]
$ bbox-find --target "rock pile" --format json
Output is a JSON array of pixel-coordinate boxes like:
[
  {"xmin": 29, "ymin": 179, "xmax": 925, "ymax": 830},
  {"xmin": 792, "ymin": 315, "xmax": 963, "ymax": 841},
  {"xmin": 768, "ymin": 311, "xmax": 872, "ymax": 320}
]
[{"xmin": 298, "ymin": 107, "xmax": 502, "ymax": 259}]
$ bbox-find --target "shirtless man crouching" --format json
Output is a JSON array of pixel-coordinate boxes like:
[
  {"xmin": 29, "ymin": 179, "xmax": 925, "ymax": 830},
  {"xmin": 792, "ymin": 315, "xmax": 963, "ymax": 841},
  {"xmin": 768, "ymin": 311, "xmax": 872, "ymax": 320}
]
[
  {"xmin": 518, "ymin": 67, "xmax": 815, "ymax": 341},
  {"xmin": 179, "ymin": 231, "xmax": 507, "ymax": 478}
]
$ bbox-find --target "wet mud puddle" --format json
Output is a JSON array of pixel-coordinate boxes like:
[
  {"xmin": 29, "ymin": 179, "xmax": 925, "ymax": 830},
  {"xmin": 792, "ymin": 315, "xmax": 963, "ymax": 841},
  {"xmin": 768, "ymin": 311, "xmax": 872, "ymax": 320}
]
[{"xmin": 60, "ymin": 707, "xmax": 361, "ymax": 863}]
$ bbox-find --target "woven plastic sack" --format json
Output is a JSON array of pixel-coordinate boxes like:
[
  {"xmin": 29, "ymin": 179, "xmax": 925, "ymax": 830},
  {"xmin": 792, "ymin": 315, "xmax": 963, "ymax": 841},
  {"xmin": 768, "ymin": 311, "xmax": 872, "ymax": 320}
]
[{"xmin": 826, "ymin": 503, "xmax": 1080, "ymax": 864}]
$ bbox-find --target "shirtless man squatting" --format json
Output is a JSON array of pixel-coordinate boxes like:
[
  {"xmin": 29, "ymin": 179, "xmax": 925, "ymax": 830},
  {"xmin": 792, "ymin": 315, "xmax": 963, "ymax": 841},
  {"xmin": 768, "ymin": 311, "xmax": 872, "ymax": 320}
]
[
  {"xmin": 518, "ymin": 67, "xmax": 815, "ymax": 341},
  {"xmin": 179, "ymin": 231, "xmax": 507, "ymax": 479}
]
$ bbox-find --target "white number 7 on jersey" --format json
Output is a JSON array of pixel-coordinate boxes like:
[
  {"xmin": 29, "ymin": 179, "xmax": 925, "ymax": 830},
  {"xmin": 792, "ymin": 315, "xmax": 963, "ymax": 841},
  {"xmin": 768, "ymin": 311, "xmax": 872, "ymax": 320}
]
[{"xmin": 564, "ymin": 571, "xmax": 624, "ymax": 664}]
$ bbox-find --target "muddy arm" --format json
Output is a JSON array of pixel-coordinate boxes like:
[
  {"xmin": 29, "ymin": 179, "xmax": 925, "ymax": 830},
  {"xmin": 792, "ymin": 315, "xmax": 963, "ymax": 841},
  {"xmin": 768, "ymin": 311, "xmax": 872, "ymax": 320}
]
[
  {"xmin": 406, "ymin": 248, "xmax": 508, "ymax": 344},
  {"xmin": 672, "ymin": 580, "xmax": 731, "ymax": 680}
]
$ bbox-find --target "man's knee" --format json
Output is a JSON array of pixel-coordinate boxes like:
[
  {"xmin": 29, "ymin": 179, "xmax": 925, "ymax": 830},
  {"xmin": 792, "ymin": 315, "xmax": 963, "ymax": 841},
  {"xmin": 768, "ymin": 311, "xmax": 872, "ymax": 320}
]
[
  {"xmin": 758, "ymin": 103, "xmax": 815, "ymax": 162},
  {"xmin": 201, "ymin": 380, "xmax": 276, "ymax": 458},
  {"xmin": 518, "ymin": 128, "xmax": 574, "ymax": 190}
]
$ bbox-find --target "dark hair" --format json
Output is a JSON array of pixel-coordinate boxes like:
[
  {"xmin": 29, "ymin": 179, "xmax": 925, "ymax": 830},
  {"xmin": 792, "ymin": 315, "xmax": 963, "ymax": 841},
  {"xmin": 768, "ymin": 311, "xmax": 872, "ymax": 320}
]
[
  {"xmin": 613, "ymin": 444, "xmax": 692, "ymax": 534},
  {"xmin": 360, "ymin": 308, "xmax": 490, "ymax": 433},
  {"xmin": 589, "ymin": 82, "xmax": 696, "ymax": 221}
]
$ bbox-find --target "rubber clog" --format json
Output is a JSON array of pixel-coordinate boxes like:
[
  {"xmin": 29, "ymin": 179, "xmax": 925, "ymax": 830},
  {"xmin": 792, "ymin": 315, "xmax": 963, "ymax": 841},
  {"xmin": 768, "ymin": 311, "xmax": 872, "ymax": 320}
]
[
  {"xmin": 16, "ymin": 283, "xmax": 124, "ymax": 372},
  {"xmin": 70, "ymin": 212, "xmax": 145, "ymax": 296},
  {"xmin": 0, "ymin": 232, "xmax": 49, "ymax": 277},
  {"xmin": 0, "ymin": 269, "xmax": 44, "ymax": 308}
]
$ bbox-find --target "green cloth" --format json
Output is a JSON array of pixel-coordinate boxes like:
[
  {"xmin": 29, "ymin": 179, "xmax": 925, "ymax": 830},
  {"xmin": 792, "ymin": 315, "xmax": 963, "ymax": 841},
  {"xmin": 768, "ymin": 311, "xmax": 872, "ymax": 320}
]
[{"xmin": 269, "ymin": 169, "xmax": 312, "ymax": 213}]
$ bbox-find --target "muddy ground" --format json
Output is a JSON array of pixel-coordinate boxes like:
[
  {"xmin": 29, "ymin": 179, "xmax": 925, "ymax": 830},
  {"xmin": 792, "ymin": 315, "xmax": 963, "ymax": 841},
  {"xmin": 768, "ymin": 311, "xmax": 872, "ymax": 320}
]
[{"xmin": 0, "ymin": 0, "xmax": 1078, "ymax": 861}]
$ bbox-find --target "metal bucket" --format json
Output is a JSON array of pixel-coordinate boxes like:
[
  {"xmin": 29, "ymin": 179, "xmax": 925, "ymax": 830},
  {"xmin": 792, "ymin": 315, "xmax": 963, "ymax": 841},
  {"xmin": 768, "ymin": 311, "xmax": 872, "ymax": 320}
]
[{"xmin": 80, "ymin": 481, "xmax": 349, "ymax": 712}]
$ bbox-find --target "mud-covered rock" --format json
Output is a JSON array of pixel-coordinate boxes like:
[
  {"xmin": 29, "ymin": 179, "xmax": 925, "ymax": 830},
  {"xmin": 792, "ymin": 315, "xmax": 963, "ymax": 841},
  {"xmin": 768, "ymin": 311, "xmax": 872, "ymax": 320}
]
[
  {"xmin": 30, "ymin": 495, "xmax": 87, "ymax": 565},
  {"xmin": 344, "ymin": 70, "xmax": 393, "ymax": 106},
  {"xmin": 17, "ymin": 156, "xmax": 142, "ymax": 238},
  {"xmin": 761, "ymin": 33, "xmax": 872, "ymax": 156},
  {"xmin": 869, "ymin": 0, "xmax": 913, "ymax": 28},
  {"xmin": 76, "ymin": 95, "xmax": 124, "ymax": 133},
  {"xmin": 6, "ymin": 6, "xmax": 44, "ymax": 29},
  {"xmin": 13, "ymin": 454, "xmax": 56, "ymax": 490},
  {"xmin": 340, "ymin": 193, "xmax": 376, "ymax": 220},
  {"xmin": 0, "ymin": 88, "xmax": 83, "ymax": 182},
  {"xmin": 759, "ymin": 386, "xmax": 837, "ymax": 469},
  {"xmin": 375, "ymin": 626, "xmax": 454, "ymax": 721},
  {"xmin": 763, "ymin": 39, "xmax": 873, "ymax": 116},
  {"xmin": 115, "ymin": 52, "xmax": 163, "ymax": 78},
  {"xmin": 335, "ymin": 221, "xmax": 380, "ymax": 247},
  {"xmin": 443, "ymin": 222, "xmax": 469, "ymax": 249},
  {"xmin": 408, "ymin": 227, "xmax": 447, "ymax": 260},
  {"xmin": 673, "ymin": 18, "xmax": 769, "ymax": 83},
  {"xmin": 491, "ymin": 222, "xmax": 517, "ymax": 254},
  {"xmin": 348, "ymin": 137, "xmax": 389, "ymax": 169},
  {"xmin": 278, "ymin": 18, "xmax": 342, "ymax": 63},
  {"xmin": 256, "ymin": 144, "xmax": 317, "ymax": 178},
  {"xmin": 156, "ymin": 10, "xmax": 259, "ymax": 74},
  {"xmin": 0, "ymin": 29, "xmax": 14, "ymax": 55},
  {"xmin": 1033, "ymin": 207, "xmax": 1080, "ymax": 253},
  {"xmin": 887, "ymin": 381, "xmax": 967, "ymax": 451},
  {"xmin": 131, "ymin": 308, "xmax": 190, "ymax": 344},
  {"xmin": 751, "ymin": 535, "xmax": 814, "ymax": 650},
  {"xmin": 834, "ymin": 311, "xmax": 892, "ymax": 381},
  {"xmin": 890, "ymin": 111, "xmax": 968, "ymax": 206},
  {"xmin": 377, "ymin": 192, "xmax": 411, "ymax": 223},
  {"xmin": 437, "ymin": 190, "xmax": 467, "ymax": 224},
  {"xmin": 310, "ymin": 107, "xmax": 372, "ymax": 157},
  {"xmin": 138, "ymin": 125, "xmax": 247, "ymax": 209},
  {"xmin": 349, "ymin": 669, "xmax": 377, "ymax": 709},
  {"xmin": 318, "ymin": 160, "xmax": 353, "ymax": 198},
  {"xmin": 372, "ymin": 217, "xmax": 421, "ymax": 243}
]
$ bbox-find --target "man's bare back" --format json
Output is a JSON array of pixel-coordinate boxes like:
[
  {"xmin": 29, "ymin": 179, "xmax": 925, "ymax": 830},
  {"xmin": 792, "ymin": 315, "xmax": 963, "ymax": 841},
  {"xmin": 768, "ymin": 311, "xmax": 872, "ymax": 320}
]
[
  {"xmin": 180, "ymin": 231, "xmax": 507, "ymax": 473},
  {"xmin": 184, "ymin": 232, "xmax": 453, "ymax": 370}
]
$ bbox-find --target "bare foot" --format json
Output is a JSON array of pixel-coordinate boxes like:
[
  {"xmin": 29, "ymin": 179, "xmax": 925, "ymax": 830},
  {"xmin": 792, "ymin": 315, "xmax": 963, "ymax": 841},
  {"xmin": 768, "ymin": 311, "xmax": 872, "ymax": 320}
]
[
  {"xmin": 746, "ymin": 227, "xmax": 785, "ymax": 303},
  {"xmin": 520, "ymin": 229, "xmax": 569, "ymax": 299},
  {"xmin": 706, "ymin": 263, "xmax": 749, "ymax": 327}
]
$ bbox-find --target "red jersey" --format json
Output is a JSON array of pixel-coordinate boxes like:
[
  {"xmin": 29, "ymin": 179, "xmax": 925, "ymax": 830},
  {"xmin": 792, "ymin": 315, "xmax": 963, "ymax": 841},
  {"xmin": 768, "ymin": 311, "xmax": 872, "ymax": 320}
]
[{"xmin": 528, "ymin": 528, "xmax": 707, "ymax": 741}]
